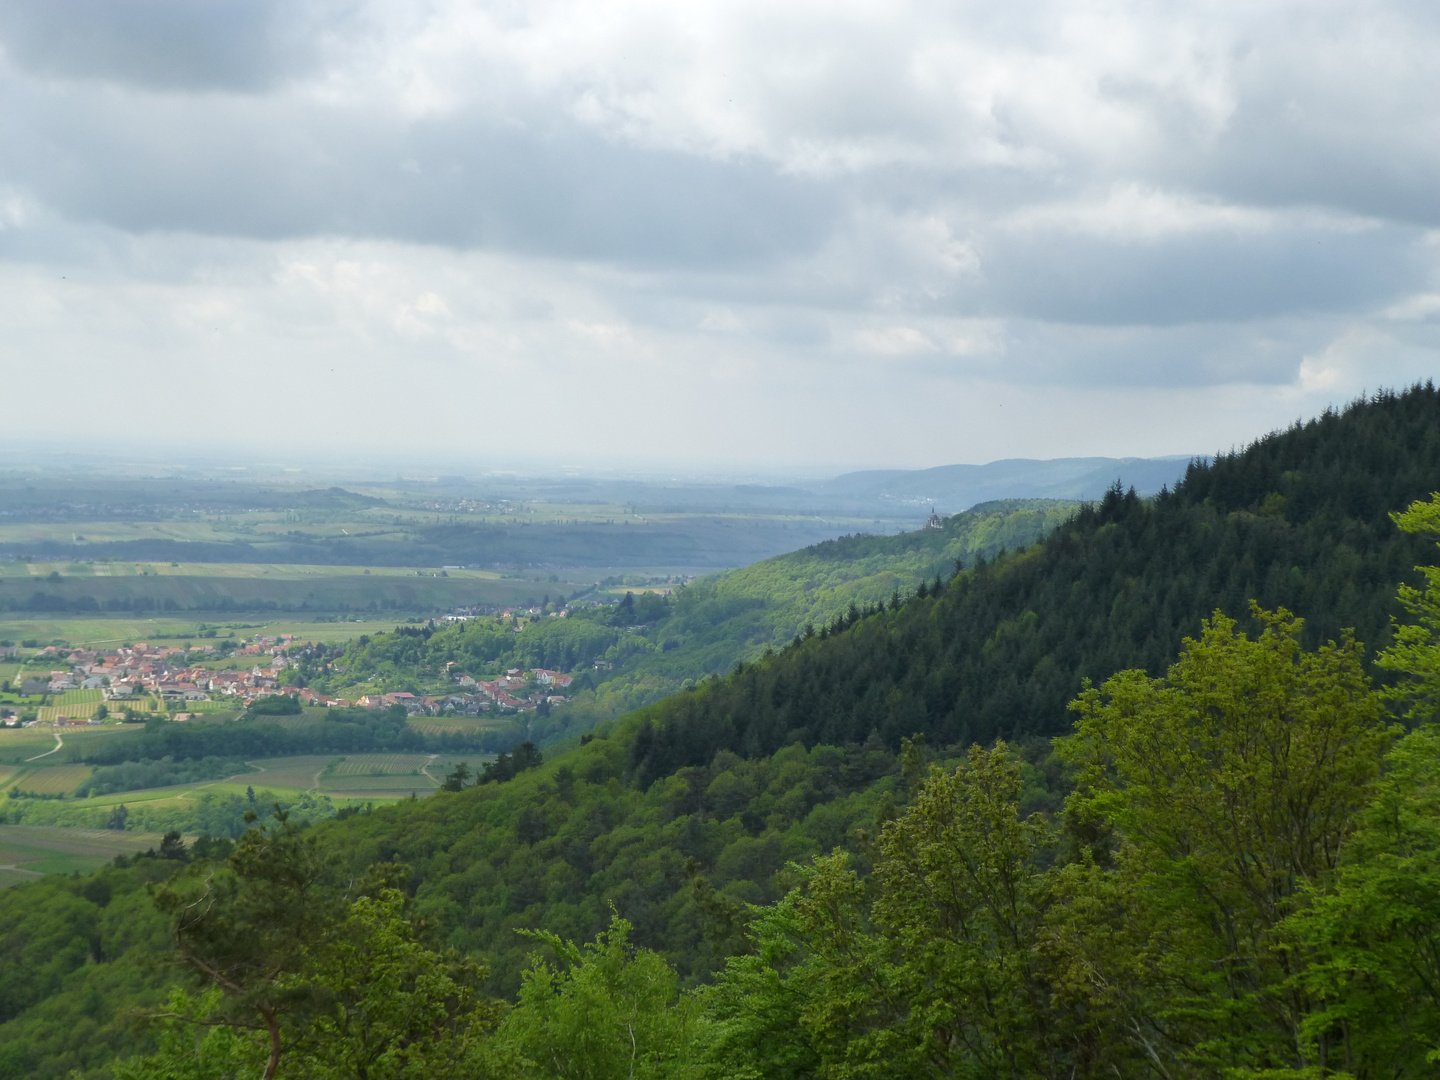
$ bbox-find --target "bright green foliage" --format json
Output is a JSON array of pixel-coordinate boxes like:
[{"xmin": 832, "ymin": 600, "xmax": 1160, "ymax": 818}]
[
  {"xmin": 1285, "ymin": 728, "xmax": 1440, "ymax": 1075},
  {"xmin": 699, "ymin": 745, "xmax": 1085, "ymax": 1078},
  {"xmin": 1061, "ymin": 607, "xmax": 1396, "ymax": 1074},
  {"xmin": 286, "ymin": 889, "xmax": 500, "ymax": 1079},
  {"xmin": 1377, "ymin": 493, "xmax": 1440, "ymax": 722},
  {"xmin": 694, "ymin": 895, "xmax": 819, "ymax": 1080},
  {"xmin": 492, "ymin": 911, "xmax": 702, "ymax": 1079},
  {"xmin": 790, "ymin": 745, "xmax": 1058, "ymax": 1079},
  {"xmin": 112, "ymin": 990, "xmax": 267, "ymax": 1080},
  {"xmin": 124, "ymin": 891, "xmax": 501, "ymax": 1080}
]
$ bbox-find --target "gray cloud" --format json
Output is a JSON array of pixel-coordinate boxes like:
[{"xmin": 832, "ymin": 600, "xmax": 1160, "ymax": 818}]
[
  {"xmin": 0, "ymin": 79, "xmax": 835, "ymax": 265},
  {"xmin": 0, "ymin": 0, "xmax": 344, "ymax": 91},
  {"xmin": 0, "ymin": 0, "xmax": 1438, "ymax": 468},
  {"xmin": 974, "ymin": 220, "xmax": 1425, "ymax": 325}
]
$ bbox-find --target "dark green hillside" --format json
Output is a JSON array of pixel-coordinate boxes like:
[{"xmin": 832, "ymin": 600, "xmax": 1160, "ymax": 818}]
[
  {"xmin": 626, "ymin": 386, "xmax": 1440, "ymax": 782},
  {"xmin": 302, "ymin": 388, "xmax": 1440, "ymax": 992},
  {"xmin": 0, "ymin": 860, "xmax": 182, "ymax": 1079},
  {"xmin": 7, "ymin": 389, "xmax": 1440, "ymax": 1078}
]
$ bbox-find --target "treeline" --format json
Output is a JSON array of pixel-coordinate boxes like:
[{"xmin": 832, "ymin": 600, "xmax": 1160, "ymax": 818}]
[
  {"xmin": 75, "ymin": 755, "xmax": 253, "ymax": 797},
  {"xmin": 71, "ymin": 708, "xmax": 518, "ymax": 769}
]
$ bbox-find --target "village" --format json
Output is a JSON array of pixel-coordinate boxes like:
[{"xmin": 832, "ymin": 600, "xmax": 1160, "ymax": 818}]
[{"xmin": 1, "ymin": 636, "xmax": 574, "ymax": 726}]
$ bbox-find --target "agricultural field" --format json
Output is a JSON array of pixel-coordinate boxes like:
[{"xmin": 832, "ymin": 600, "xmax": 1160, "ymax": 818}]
[
  {"xmin": 56, "ymin": 689, "xmax": 104, "ymax": 706},
  {"xmin": 0, "ymin": 616, "xmax": 407, "ymax": 649},
  {"xmin": 38, "ymin": 698, "xmax": 105, "ymax": 723},
  {"xmin": 324, "ymin": 754, "xmax": 440, "ymax": 796},
  {"xmin": 0, "ymin": 824, "xmax": 173, "ymax": 884},
  {"xmin": 0, "ymin": 725, "xmax": 139, "ymax": 765},
  {"xmin": 234, "ymin": 755, "xmax": 339, "ymax": 791},
  {"xmin": 407, "ymin": 716, "xmax": 509, "ymax": 736},
  {"xmin": 10, "ymin": 764, "xmax": 93, "ymax": 794},
  {"xmin": 0, "ymin": 561, "xmax": 506, "ymax": 581}
]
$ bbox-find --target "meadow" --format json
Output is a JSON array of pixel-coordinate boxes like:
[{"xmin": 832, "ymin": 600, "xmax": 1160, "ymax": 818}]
[
  {"xmin": 10, "ymin": 764, "xmax": 93, "ymax": 794},
  {"xmin": 0, "ymin": 824, "xmax": 173, "ymax": 877},
  {"xmin": 0, "ymin": 725, "xmax": 138, "ymax": 765},
  {"xmin": 0, "ymin": 615, "xmax": 417, "ymax": 648}
]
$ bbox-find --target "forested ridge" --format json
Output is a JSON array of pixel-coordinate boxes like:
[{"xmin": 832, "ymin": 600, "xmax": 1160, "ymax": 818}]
[
  {"xmin": 5, "ymin": 386, "xmax": 1440, "ymax": 1077},
  {"xmin": 315, "ymin": 498, "xmax": 1076, "ymax": 733},
  {"xmin": 624, "ymin": 385, "xmax": 1440, "ymax": 782}
]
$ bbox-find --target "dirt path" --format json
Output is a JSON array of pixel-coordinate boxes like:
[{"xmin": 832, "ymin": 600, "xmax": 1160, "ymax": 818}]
[
  {"xmin": 419, "ymin": 753, "xmax": 441, "ymax": 786},
  {"xmin": 0, "ymin": 864, "xmax": 42, "ymax": 877},
  {"xmin": 25, "ymin": 732, "xmax": 63, "ymax": 762}
]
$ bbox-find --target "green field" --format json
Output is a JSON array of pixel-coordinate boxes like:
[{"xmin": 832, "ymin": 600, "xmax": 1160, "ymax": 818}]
[
  {"xmin": 0, "ymin": 561, "xmax": 505, "ymax": 581},
  {"xmin": 0, "ymin": 824, "xmax": 173, "ymax": 883},
  {"xmin": 12, "ymin": 764, "xmax": 92, "ymax": 794},
  {"xmin": 0, "ymin": 725, "xmax": 138, "ymax": 765},
  {"xmin": 38, "ymin": 701, "xmax": 103, "ymax": 723},
  {"xmin": 59, "ymin": 750, "xmax": 484, "ymax": 810},
  {"xmin": 56, "ymin": 689, "xmax": 103, "ymax": 706},
  {"xmin": 0, "ymin": 616, "xmax": 411, "ymax": 648},
  {"xmin": 407, "ymin": 716, "xmax": 508, "ymax": 735}
]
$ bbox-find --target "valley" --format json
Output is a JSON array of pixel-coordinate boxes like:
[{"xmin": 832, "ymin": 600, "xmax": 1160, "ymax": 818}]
[{"xmin": 3, "ymin": 389, "xmax": 1440, "ymax": 1078}]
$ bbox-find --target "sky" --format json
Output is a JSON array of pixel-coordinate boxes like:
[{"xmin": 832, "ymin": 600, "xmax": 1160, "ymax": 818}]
[{"xmin": 1, "ymin": 0, "xmax": 1438, "ymax": 473}]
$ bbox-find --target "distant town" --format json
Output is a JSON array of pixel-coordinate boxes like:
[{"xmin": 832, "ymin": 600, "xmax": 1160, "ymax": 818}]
[{"xmin": 1, "ymin": 635, "xmax": 574, "ymax": 726}]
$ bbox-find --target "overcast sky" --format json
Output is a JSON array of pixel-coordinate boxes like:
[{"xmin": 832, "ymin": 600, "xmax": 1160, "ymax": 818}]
[{"xmin": 1, "ymin": 0, "xmax": 1437, "ymax": 472}]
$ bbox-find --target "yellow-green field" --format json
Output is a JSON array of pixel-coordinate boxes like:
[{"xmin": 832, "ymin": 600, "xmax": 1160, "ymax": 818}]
[
  {"xmin": 0, "ymin": 616, "xmax": 408, "ymax": 648},
  {"xmin": 38, "ymin": 701, "xmax": 105, "ymax": 723},
  {"xmin": 0, "ymin": 725, "xmax": 139, "ymax": 765},
  {"xmin": 0, "ymin": 561, "xmax": 503, "ymax": 580},
  {"xmin": 12, "ymin": 764, "xmax": 93, "ymax": 794},
  {"xmin": 0, "ymin": 824, "xmax": 173, "ymax": 884},
  {"xmin": 48, "ymin": 750, "xmax": 485, "ymax": 808}
]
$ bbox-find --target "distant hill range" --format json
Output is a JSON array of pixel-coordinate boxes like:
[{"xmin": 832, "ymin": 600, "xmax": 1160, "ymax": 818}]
[{"xmin": 806, "ymin": 455, "xmax": 1199, "ymax": 513}]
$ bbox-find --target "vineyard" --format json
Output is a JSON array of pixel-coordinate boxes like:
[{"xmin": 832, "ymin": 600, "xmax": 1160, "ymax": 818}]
[
  {"xmin": 329, "ymin": 754, "xmax": 435, "ymax": 777},
  {"xmin": 38, "ymin": 703, "xmax": 101, "ymax": 723},
  {"xmin": 407, "ymin": 716, "xmax": 505, "ymax": 735},
  {"xmin": 324, "ymin": 774, "xmax": 438, "ymax": 794},
  {"xmin": 11, "ymin": 765, "xmax": 93, "ymax": 795},
  {"xmin": 239, "ymin": 756, "xmax": 339, "ymax": 791}
]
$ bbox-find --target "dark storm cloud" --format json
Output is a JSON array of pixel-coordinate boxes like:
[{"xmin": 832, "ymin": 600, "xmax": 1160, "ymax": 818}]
[{"xmin": 0, "ymin": 0, "xmax": 344, "ymax": 91}]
